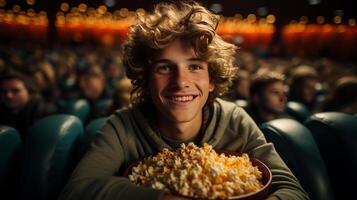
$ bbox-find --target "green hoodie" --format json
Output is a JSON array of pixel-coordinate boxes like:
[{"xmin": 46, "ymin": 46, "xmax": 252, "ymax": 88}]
[{"xmin": 59, "ymin": 98, "xmax": 309, "ymax": 200}]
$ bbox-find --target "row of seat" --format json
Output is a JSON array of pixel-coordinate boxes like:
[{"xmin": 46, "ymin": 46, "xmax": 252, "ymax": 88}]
[
  {"xmin": 1, "ymin": 112, "xmax": 356, "ymax": 199},
  {"xmin": 57, "ymin": 99, "xmax": 112, "ymax": 123},
  {"xmin": 260, "ymin": 112, "xmax": 357, "ymax": 200},
  {"xmin": 0, "ymin": 115, "xmax": 106, "ymax": 200}
]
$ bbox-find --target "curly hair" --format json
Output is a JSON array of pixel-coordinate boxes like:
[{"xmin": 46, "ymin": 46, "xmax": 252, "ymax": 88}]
[{"xmin": 123, "ymin": 0, "xmax": 238, "ymax": 104}]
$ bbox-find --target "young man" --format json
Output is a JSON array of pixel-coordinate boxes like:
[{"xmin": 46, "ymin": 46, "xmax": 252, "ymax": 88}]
[
  {"xmin": 246, "ymin": 71, "xmax": 288, "ymax": 126},
  {"xmin": 60, "ymin": 1, "xmax": 309, "ymax": 200}
]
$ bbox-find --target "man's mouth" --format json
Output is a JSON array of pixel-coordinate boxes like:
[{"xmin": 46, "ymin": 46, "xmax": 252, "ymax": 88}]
[{"xmin": 165, "ymin": 95, "xmax": 198, "ymax": 102}]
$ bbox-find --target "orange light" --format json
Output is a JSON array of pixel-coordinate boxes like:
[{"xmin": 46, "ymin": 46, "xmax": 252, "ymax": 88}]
[
  {"xmin": 60, "ymin": 3, "xmax": 70, "ymax": 12},
  {"xmin": 266, "ymin": 14, "xmax": 276, "ymax": 24},
  {"xmin": 78, "ymin": 3, "xmax": 87, "ymax": 13},
  {"xmin": 26, "ymin": 0, "xmax": 35, "ymax": 6},
  {"xmin": 247, "ymin": 14, "xmax": 256, "ymax": 23},
  {"xmin": 119, "ymin": 8, "xmax": 129, "ymax": 17},
  {"xmin": 97, "ymin": 5, "xmax": 107, "ymax": 15},
  {"xmin": 348, "ymin": 19, "xmax": 356, "ymax": 26},
  {"xmin": 334, "ymin": 16, "xmax": 342, "ymax": 24}
]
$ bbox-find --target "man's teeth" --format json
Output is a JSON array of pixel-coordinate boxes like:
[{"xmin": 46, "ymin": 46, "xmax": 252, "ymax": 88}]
[{"xmin": 170, "ymin": 96, "xmax": 194, "ymax": 102}]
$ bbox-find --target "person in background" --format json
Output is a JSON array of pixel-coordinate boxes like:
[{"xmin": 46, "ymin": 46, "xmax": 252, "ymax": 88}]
[
  {"xmin": 107, "ymin": 77, "xmax": 133, "ymax": 114},
  {"xmin": 320, "ymin": 76, "xmax": 357, "ymax": 114},
  {"xmin": 288, "ymin": 65, "xmax": 319, "ymax": 111},
  {"xmin": 246, "ymin": 71, "xmax": 288, "ymax": 126},
  {"xmin": 76, "ymin": 64, "xmax": 113, "ymax": 121},
  {"xmin": 31, "ymin": 60, "xmax": 59, "ymax": 103},
  {"xmin": 59, "ymin": 1, "xmax": 308, "ymax": 200},
  {"xmin": 0, "ymin": 70, "xmax": 57, "ymax": 139}
]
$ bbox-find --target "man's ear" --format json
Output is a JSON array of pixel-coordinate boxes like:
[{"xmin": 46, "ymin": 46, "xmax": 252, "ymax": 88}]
[{"xmin": 209, "ymin": 82, "xmax": 215, "ymax": 92}]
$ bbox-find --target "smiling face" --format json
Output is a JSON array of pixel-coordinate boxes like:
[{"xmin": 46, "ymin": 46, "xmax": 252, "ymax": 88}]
[{"xmin": 148, "ymin": 39, "xmax": 215, "ymax": 125}]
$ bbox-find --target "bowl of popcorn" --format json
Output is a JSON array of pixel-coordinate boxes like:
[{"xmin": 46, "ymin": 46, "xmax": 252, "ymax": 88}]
[{"xmin": 125, "ymin": 143, "xmax": 272, "ymax": 200}]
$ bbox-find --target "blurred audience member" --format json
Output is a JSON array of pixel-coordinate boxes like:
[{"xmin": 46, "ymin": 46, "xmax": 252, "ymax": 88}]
[
  {"xmin": 223, "ymin": 69, "xmax": 250, "ymax": 101},
  {"xmin": 31, "ymin": 60, "xmax": 59, "ymax": 102},
  {"xmin": 288, "ymin": 65, "xmax": 319, "ymax": 110},
  {"xmin": 0, "ymin": 71, "xmax": 57, "ymax": 139},
  {"xmin": 320, "ymin": 76, "xmax": 357, "ymax": 114},
  {"xmin": 108, "ymin": 77, "xmax": 133, "ymax": 114},
  {"xmin": 246, "ymin": 71, "xmax": 287, "ymax": 125},
  {"xmin": 75, "ymin": 64, "xmax": 112, "ymax": 120}
]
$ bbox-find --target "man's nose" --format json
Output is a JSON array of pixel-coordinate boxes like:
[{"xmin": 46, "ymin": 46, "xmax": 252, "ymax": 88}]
[{"xmin": 171, "ymin": 67, "xmax": 190, "ymax": 89}]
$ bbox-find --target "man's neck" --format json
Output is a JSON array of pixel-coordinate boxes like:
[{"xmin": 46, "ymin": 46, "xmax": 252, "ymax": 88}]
[{"xmin": 157, "ymin": 113, "xmax": 202, "ymax": 141}]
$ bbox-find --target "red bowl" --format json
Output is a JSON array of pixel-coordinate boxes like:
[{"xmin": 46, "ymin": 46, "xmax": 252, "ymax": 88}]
[{"xmin": 124, "ymin": 150, "xmax": 272, "ymax": 200}]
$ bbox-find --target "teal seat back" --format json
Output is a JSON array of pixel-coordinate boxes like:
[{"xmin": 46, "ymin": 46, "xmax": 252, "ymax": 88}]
[
  {"xmin": 94, "ymin": 99, "xmax": 112, "ymax": 113},
  {"xmin": 20, "ymin": 114, "xmax": 84, "ymax": 200},
  {"xmin": 78, "ymin": 117, "xmax": 107, "ymax": 158},
  {"xmin": 0, "ymin": 126, "xmax": 22, "ymax": 197},
  {"xmin": 305, "ymin": 112, "xmax": 357, "ymax": 199},
  {"xmin": 285, "ymin": 101, "xmax": 311, "ymax": 123},
  {"xmin": 260, "ymin": 119, "xmax": 334, "ymax": 200},
  {"xmin": 58, "ymin": 99, "xmax": 91, "ymax": 123}
]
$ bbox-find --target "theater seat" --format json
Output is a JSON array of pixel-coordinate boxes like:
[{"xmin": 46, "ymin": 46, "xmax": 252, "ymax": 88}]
[
  {"xmin": 305, "ymin": 112, "xmax": 357, "ymax": 199},
  {"xmin": 260, "ymin": 119, "xmax": 334, "ymax": 200},
  {"xmin": 0, "ymin": 125, "xmax": 22, "ymax": 197},
  {"xmin": 78, "ymin": 117, "xmax": 107, "ymax": 158},
  {"xmin": 285, "ymin": 101, "xmax": 311, "ymax": 123},
  {"xmin": 20, "ymin": 114, "xmax": 84, "ymax": 200},
  {"xmin": 58, "ymin": 99, "xmax": 91, "ymax": 123}
]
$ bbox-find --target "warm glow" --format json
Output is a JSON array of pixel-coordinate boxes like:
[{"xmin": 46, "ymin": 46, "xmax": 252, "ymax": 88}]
[
  {"xmin": 334, "ymin": 16, "xmax": 342, "ymax": 24},
  {"xmin": 266, "ymin": 14, "xmax": 275, "ymax": 24},
  {"xmin": 247, "ymin": 14, "xmax": 256, "ymax": 23},
  {"xmin": 119, "ymin": 8, "xmax": 129, "ymax": 17},
  {"xmin": 337, "ymin": 25, "xmax": 346, "ymax": 32},
  {"xmin": 26, "ymin": 0, "xmax": 35, "ymax": 6},
  {"xmin": 78, "ymin": 3, "xmax": 87, "ymax": 13},
  {"xmin": 97, "ymin": 5, "xmax": 107, "ymax": 15},
  {"xmin": 348, "ymin": 19, "xmax": 356, "ymax": 26},
  {"xmin": 317, "ymin": 16, "xmax": 324, "ymax": 24},
  {"xmin": 60, "ymin": 3, "xmax": 70, "ymax": 12}
]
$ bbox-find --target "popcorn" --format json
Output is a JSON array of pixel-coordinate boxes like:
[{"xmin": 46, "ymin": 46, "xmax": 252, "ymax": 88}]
[{"xmin": 128, "ymin": 143, "xmax": 263, "ymax": 199}]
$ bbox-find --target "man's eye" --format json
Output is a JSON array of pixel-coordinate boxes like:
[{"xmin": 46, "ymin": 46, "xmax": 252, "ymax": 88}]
[
  {"xmin": 154, "ymin": 65, "xmax": 172, "ymax": 74},
  {"xmin": 188, "ymin": 64, "xmax": 202, "ymax": 71}
]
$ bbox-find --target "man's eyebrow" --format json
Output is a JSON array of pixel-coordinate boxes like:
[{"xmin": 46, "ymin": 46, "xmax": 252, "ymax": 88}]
[
  {"xmin": 151, "ymin": 59, "xmax": 173, "ymax": 65},
  {"xmin": 151, "ymin": 57, "xmax": 204, "ymax": 65},
  {"xmin": 187, "ymin": 58, "xmax": 204, "ymax": 62}
]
